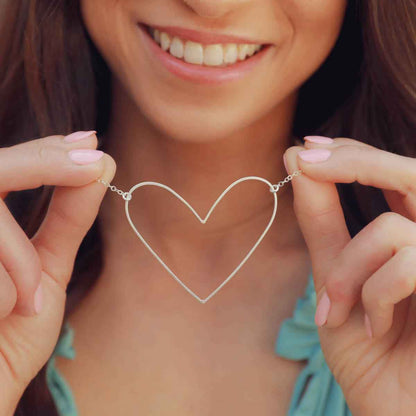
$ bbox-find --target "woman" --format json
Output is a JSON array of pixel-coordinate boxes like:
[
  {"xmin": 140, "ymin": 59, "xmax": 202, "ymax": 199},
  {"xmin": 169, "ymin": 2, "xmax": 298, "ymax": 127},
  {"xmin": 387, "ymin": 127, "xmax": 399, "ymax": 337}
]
[{"xmin": 0, "ymin": 0, "xmax": 415, "ymax": 414}]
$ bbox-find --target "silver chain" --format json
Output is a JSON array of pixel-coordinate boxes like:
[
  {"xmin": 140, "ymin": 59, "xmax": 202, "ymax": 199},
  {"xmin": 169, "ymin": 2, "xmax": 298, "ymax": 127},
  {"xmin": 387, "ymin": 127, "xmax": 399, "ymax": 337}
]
[
  {"xmin": 96, "ymin": 179, "xmax": 132, "ymax": 200},
  {"xmin": 96, "ymin": 169, "xmax": 303, "ymax": 199},
  {"xmin": 268, "ymin": 169, "xmax": 303, "ymax": 193}
]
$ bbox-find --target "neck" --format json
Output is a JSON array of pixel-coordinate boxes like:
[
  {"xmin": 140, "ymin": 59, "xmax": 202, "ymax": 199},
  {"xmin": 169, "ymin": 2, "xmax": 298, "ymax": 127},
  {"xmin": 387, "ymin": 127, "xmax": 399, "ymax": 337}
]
[{"xmin": 95, "ymin": 77, "xmax": 307, "ymax": 306}]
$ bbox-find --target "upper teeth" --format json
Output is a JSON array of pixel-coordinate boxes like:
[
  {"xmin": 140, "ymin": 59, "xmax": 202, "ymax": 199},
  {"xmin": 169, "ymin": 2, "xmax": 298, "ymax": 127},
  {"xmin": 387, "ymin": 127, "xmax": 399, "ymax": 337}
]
[{"xmin": 149, "ymin": 27, "xmax": 263, "ymax": 67}]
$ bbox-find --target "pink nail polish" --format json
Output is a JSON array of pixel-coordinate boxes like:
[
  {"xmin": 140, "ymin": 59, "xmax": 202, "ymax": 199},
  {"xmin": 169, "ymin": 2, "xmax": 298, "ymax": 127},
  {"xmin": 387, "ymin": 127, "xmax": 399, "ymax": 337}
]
[
  {"xmin": 304, "ymin": 135, "xmax": 334, "ymax": 144},
  {"xmin": 34, "ymin": 282, "xmax": 43, "ymax": 314},
  {"xmin": 64, "ymin": 130, "xmax": 97, "ymax": 143},
  {"xmin": 298, "ymin": 148, "xmax": 331, "ymax": 163},
  {"xmin": 364, "ymin": 313, "xmax": 373, "ymax": 338},
  {"xmin": 315, "ymin": 291, "xmax": 331, "ymax": 326},
  {"xmin": 68, "ymin": 149, "xmax": 104, "ymax": 164}
]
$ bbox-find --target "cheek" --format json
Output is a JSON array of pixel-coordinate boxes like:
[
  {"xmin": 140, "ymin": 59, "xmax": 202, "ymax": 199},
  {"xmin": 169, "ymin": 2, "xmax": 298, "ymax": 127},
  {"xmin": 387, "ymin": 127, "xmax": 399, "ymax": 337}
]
[
  {"xmin": 264, "ymin": 0, "xmax": 347, "ymax": 99},
  {"xmin": 79, "ymin": 0, "xmax": 144, "ymax": 100},
  {"xmin": 79, "ymin": 0, "xmax": 133, "ymax": 69},
  {"xmin": 285, "ymin": 0, "xmax": 348, "ymax": 51}
]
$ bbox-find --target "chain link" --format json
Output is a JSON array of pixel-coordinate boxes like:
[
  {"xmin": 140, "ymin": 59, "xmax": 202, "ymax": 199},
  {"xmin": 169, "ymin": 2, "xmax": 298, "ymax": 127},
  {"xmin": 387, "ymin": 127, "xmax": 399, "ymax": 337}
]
[
  {"xmin": 269, "ymin": 169, "xmax": 303, "ymax": 193},
  {"xmin": 96, "ymin": 179, "xmax": 132, "ymax": 200},
  {"xmin": 96, "ymin": 169, "xmax": 303, "ymax": 200}
]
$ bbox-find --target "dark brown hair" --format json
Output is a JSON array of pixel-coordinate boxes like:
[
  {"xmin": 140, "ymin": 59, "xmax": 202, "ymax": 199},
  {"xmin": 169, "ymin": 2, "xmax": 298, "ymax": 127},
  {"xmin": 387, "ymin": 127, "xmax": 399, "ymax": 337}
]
[{"xmin": 0, "ymin": 0, "xmax": 415, "ymax": 414}]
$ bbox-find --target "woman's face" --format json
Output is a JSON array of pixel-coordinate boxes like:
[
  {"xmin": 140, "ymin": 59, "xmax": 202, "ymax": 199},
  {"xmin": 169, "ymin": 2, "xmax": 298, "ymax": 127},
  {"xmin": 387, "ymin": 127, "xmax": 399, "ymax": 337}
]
[{"xmin": 80, "ymin": 0, "xmax": 347, "ymax": 143}]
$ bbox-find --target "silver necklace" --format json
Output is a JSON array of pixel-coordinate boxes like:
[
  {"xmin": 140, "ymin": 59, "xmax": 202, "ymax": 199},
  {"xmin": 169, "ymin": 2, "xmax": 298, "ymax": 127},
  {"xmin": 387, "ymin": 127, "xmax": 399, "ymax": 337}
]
[{"xmin": 96, "ymin": 170, "xmax": 303, "ymax": 304}]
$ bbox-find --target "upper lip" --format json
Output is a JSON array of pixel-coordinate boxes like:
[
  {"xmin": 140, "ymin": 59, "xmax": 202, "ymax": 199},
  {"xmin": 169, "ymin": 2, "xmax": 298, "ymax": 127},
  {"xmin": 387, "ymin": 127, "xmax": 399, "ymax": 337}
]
[{"xmin": 140, "ymin": 23, "xmax": 271, "ymax": 45}]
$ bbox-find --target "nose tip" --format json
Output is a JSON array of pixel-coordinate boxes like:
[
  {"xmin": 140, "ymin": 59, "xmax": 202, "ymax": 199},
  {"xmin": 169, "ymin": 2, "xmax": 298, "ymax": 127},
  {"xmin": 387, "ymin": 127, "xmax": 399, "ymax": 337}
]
[{"xmin": 183, "ymin": 0, "xmax": 249, "ymax": 19}]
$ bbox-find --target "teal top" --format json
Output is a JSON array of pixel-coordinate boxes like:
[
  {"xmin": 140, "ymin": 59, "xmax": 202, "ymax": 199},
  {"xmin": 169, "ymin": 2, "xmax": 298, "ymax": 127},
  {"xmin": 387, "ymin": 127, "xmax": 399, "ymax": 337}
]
[{"xmin": 45, "ymin": 272, "xmax": 352, "ymax": 415}]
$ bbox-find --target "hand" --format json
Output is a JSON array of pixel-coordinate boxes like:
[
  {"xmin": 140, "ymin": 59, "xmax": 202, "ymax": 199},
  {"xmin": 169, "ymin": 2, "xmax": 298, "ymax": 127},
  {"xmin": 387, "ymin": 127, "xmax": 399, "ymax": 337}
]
[
  {"xmin": 0, "ymin": 131, "xmax": 115, "ymax": 412},
  {"xmin": 283, "ymin": 136, "xmax": 416, "ymax": 416}
]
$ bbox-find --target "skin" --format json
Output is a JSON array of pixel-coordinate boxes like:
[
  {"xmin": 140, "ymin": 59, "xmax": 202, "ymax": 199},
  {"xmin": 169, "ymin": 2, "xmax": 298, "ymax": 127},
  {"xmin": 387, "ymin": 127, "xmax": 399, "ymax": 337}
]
[
  {"xmin": 0, "ymin": 0, "xmax": 414, "ymax": 415},
  {"xmin": 61, "ymin": 0, "xmax": 344, "ymax": 412},
  {"xmin": 284, "ymin": 140, "xmax": 416, "ymax": 415},
  {"xmin": 75, "ymin": 0, "xmax": 345, "ymax": 319}
]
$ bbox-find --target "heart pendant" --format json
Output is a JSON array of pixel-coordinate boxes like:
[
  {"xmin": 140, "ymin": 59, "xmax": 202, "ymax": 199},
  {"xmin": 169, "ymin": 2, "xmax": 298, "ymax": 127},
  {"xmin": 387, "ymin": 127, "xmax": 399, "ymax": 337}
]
[{"xmin": 124, "ymin": 176, "xmax": 279, "ymax": 304}]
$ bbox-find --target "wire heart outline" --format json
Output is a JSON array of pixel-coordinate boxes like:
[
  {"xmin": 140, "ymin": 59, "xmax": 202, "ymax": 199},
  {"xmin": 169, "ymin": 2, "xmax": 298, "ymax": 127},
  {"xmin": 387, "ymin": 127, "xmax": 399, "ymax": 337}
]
[{"xmin": 124, "ymin": 176, "xmax": 278, "ymax": 304}]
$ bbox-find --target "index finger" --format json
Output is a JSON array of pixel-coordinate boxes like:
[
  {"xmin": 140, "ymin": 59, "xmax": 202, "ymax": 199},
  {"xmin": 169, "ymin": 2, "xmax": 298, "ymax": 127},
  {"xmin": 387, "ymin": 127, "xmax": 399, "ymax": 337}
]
[{"xmin": 0, "ymin": 132, "xmax": 99, "ymax": 198}]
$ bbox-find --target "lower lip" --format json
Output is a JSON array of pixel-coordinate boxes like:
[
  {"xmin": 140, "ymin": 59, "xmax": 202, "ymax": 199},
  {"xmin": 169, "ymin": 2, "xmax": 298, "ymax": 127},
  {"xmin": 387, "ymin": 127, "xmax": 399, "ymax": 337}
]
[{"xmin": 137, "ymin": 23, "xmax": 273, "ymax": 85}]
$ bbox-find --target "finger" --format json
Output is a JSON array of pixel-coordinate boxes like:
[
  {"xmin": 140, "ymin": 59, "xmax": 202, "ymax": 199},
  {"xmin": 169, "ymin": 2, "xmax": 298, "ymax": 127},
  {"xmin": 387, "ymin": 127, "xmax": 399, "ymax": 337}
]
[
  {"xmin": 31, "ymin": 153, "xmax": 116, "ymax": 289},
  {"xmin": 0, "ymin": 131, "xmax": 103, "ymax": 315},
  {"xmin": 283, "ymin": 145, "xmax": 351, "ymax": 295},
  {"xmin": 0, "ymin": 199, "xmax": 42, "ymax": 316},
  {"xmin": 323, "ymin": 212, "xmax": 416, "ymax": 328},
  {"xmin": 0, "ymin": 131, "xmax": 100, "ymax": 198},
  {"xmin": 362, "ymin": 245, "xmax": 416, "ymax": 338},
  {"xmin": 295, "ymin": 140, "xmax": 416, "ymax": 219},
  {"xmin": 303, "ymin": 136, "xmax": 374, "ymax": 150},
  {"xmin": 303, "ymin": 136, "xmax": 416, "ymax": 220},
  {"xmin": 382, "ymin": 189, "xmax": 414, "ymax": 222},
  {"xmin": 0, "ymin": 261, "xmax": 18, "ymax": 319}
]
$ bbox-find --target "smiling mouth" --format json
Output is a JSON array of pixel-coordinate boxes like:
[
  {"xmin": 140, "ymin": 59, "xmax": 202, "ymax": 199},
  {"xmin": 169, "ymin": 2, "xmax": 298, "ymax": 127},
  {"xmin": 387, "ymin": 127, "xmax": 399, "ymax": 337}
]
[{"xmin": 143, "ymin": 24, "xmax": 268, "ymax": 68}]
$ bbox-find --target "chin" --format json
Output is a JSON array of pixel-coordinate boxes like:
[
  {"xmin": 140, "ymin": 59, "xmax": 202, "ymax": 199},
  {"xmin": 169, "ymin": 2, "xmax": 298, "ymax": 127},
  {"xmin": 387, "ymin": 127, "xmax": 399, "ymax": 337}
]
[{"xmin": 137, "ymin": 96, "xmax": 252, "ymax": 144}]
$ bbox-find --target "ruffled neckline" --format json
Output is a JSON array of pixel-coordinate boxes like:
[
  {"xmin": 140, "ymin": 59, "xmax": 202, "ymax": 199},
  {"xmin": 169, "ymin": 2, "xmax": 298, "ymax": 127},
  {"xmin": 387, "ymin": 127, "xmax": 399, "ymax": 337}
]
[
  {"xmin": 275, "ymin": 271, "xmax": 352, "ymax": 415},
  {"xmin": 46, "ymin": 321, "xmax": 77, "ymax": 416},
  {"xmin": 46, "ymin": 271, "xmax": 351, "ymax": 416}
]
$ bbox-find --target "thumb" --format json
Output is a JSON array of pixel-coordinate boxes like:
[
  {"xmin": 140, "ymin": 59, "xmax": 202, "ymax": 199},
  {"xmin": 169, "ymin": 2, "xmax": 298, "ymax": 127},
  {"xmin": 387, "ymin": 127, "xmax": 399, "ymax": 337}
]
[
  {"xmin": 31, "ymin": 153, "xmax": 116, "ymax": 289},
  {"xmin": 283, "ymin": 143, "xmax": 351, "ymax": 293}
]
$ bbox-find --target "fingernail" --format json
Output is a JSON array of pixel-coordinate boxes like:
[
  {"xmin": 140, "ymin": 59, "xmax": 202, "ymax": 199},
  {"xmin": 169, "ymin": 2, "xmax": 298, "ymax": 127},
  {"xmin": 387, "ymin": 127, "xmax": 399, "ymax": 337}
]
[
  {"xmin": 34, "ymin": 282, "xmax": 43, "ymax": 314},
  {"xmin": 304, "ymin": 135, "xmax": 334, "ymax": 144},
  {"xmin": 68, "ymin": 149, "xmax": 104, "ymax": 165},
  {"xmin": 298, "ymin": 148, "xmax": 331, "ymax": 163},
  {"xmin": 364, "ymin": 313, "xmax": 373, "ymax": 338},
  {"xmin": 64, "ymin": 130, "xmax": 97, "ymax": 143},
  {"xmin": 315, "ymin": 290, "xmax": 331, "ymax": 327}
]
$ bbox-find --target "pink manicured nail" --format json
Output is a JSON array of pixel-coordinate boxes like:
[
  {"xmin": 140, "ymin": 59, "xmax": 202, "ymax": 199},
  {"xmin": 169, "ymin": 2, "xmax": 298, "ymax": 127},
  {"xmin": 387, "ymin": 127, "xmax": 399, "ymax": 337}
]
[
  {"xmin": 64, "ymin": 130, "xmax": 97, "ymax": 143},
  {"xmin": 34, "ymin": 282, "xmax": 43, "ymax": 314},
  {"xmin": 298, "ymin": 148, "xmax": 331, "ymax": 163},
  {"xmin": 68, "ymin": 149, "xmax": 104, "ymax": 164},
  {"xmin": 304, "ymin": 135, "xmax": 334, "ymax": 144},
  {"xmin": 315, "ymin": 291, "xmax": 331, "ymax": 327},
  {"xmin": 364, "ymin": 313, "xmax": 373, "ymax": 338}
]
